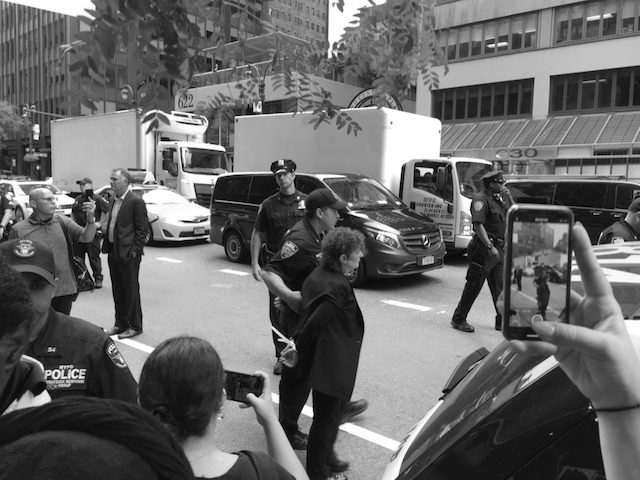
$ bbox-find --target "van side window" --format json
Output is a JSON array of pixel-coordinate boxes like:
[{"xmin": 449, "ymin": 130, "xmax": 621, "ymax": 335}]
[
  {"xmin": 616, "ymin": 184, "xmax": 640, "ymax": 209},
  {"xmin": 295, "ymin": 177, "xmax": 322, "ymax": 195},
  {"xmin": 508, "ymin": 182, "xmax": 554, "ymax": 205},
  {"xmin": 554, "ymin": 183, "xmax": 605, "ymax": 208},
  {"xmin": 214, "ymin": 177, "xmax": 251, "ymax": 203},
  {"xmin": 248, "ymin": 176, "xmax": 278, "ymax": 204}
]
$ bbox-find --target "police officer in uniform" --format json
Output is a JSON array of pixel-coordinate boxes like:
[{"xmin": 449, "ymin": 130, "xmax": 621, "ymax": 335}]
[
  {"xmin": 0, "ymin": 239, "xmax": 138, "ymax": 402},
  {"xmin": 262, "ymin": 189, "xmax": 368, "ymax": 455},
  {"xmin": 598, "ymin": 197, "xmax": 640, "ymax": 244},
  {"xmin": 451, "ymin": 170, "xmax": 513, "ymax": 333},
  {"xmin": 251, "ymin": 159, "xmax": 306, "ymax": 375}
]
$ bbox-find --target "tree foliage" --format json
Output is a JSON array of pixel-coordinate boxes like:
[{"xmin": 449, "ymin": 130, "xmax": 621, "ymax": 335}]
[
  {"xmin": 0, "ymin": 102, "xmax": 29, "ymax": 150},
  {"xmin": 66, "ymin": 0, "xmax": 446, "ymax": 133}
]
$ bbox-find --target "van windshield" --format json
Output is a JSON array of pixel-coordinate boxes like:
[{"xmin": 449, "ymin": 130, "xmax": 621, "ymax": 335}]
[
  {"xmin": 323, "ymin": 177, "xmax": 402, "ymax": 210},
  {"xmin": 456, "ymin": 162, "xmax": 494, "ymax": 198}
]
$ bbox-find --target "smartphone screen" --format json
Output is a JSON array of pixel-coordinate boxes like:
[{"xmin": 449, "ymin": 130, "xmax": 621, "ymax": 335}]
[
  {"xmin": 224, "ymin": 370, "xmax": 264, "ymax": 403},
  {"xmin": 503, "ymin": 205, "xmax": 573, "ymax": 340},
  {"xmin": 85, "ymin": 189, "xmax": 94, "ymax": 199}
]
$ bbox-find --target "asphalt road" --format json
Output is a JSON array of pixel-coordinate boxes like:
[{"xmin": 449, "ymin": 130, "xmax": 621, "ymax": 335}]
[{"xmin": 72, "ymin": 240, "xmax": 505, "ymax": 479}]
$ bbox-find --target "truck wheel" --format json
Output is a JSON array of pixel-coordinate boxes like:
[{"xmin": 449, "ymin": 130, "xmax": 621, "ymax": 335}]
[
  {"xmin": 348, "ymin": 258, "xmax": 367, "ymax": 288},
  {"xmin": 14, "ymin": 207, "xmax": 24, "ymax": 222},
  {"xmin": 224, "ymin": 230, "xmax": 247, "ymax": 263}
]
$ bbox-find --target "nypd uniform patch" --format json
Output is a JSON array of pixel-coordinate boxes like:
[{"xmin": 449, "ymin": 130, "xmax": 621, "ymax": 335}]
[
  {"xmin": 473, "ymin": 200, "xmax": 484, "ymax": 212},
  {"xmin": 280, "ymin": 241, "xmax": 299, "ymax": 259},
  {"xmin": 105, "ymin": 339, "xmax": 128, "ymax": 369}
]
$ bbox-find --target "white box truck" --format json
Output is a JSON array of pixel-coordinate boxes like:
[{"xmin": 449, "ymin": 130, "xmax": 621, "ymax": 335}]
[
  {"xmin": 233, "ymin": 108, "xmax": 494, "ymax": 252},
  {"xmin": 51, "ymin": 109, "xmax": 229, "ymax": 205}
]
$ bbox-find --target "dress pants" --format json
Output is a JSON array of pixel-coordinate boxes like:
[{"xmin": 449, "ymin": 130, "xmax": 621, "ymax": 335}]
[
  {"xmin": 307, "ymin": 389, "xmax": 343, "ymax": 480},
  {"xmin": 452, "ymin": 238, "xmax": 504, "ymax": 325},
  {"xmin": 108, "ymin": 254, "xmax": 143, "ymax": 331},
  {"xmin": 279, "ymin": 364, "xmax": 311, "ymax": 437}
]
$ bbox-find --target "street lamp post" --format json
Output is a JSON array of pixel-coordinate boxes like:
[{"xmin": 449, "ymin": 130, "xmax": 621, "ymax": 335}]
[{"xmin": 21, "ymin": 104, "xmax": 65, "ymax": 177}]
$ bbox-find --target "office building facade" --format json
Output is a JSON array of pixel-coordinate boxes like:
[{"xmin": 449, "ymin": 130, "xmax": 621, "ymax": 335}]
[{"xmin": 419, "ymin": 0, "xmax": 640, "ymax": 179}]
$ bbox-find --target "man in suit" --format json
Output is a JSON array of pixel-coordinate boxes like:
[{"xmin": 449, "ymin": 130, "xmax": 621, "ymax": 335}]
[{"xmin": 102, "ymin": 169, "xmax": 148, "ymax": 340}]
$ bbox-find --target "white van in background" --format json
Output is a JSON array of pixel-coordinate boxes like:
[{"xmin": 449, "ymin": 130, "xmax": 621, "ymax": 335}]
[{"xmin": 400, "ymin": 157, "xmax": 494, "ymax": 253}]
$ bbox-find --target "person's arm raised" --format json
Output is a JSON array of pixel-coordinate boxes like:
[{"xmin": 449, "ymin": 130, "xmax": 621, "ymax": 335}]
[
  {"xmin": 244, "ymin": 372, "xmax": 309, "ymax": 480},
  {"xmin": 512, "ymin": 223, "xmax": 640, "ymax": 480}
]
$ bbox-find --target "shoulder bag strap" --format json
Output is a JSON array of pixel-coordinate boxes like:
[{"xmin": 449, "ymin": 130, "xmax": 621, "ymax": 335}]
[{"xmin": 56, "ymin": 215, "xmax": 75, "ymax": 266}]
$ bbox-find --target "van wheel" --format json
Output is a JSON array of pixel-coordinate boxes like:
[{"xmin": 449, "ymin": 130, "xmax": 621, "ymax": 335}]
[
  {"xmin": 224, "ymin": 230, "xmax": 247, "ymax": 263},
  {"xmin": 348, "ymin": 259, "xmax": 367, "ymax": 287}
]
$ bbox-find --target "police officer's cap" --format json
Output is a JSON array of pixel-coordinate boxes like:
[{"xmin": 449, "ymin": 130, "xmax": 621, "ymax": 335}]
[
  {"xmin": 270, "ymin": 159, "xmax": 296, "ymax": 175},
  {"xmin": 481, "ymin": 170, "xmax": 504, "ymax": 184},
  {"xmin": 0, "ymin": 239, "xmax": 56, "ymax": 286}
]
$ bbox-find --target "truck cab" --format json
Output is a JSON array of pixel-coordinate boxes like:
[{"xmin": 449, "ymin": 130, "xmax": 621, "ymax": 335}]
[{"xmin": 400, "ymin": 157, "xmax": 494, "ymax": 253}]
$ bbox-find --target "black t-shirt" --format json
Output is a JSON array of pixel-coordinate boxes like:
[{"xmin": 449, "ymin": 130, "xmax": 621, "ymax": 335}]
[{"xmin": 196, "ymin": 450, "xmax": 295, "ymax": 480}]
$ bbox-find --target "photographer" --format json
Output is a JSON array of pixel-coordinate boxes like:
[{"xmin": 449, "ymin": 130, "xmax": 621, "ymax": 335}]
[
  {"xmin": 512, "ymin": 223, "xmax": 640, "ymax": 480},
  {"xmin": 72, "ymin": 178, "xmax": 108, "ymax": 288}
]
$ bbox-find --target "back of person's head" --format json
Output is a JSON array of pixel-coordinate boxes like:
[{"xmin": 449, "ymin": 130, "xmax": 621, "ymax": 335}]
[
  {"xmin": 0, "ymin": 257, "xmax": 34, "ymax": 356},
  {"xmin": 0, "ymin": 396, "xmax": 194, "ymax": 480},
  {"xmin": 138, "ymin": 336, "xmax": 225, "ymax": 442}
]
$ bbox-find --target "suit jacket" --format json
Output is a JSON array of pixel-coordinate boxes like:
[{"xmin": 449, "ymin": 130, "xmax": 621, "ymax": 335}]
[
  {"xmin": 296, "ymin": 266, "xmax": 364, "ymax": 399},
  {"xmin": 102, "ymin": 190, "xmax": 148, "ymax": 260}
]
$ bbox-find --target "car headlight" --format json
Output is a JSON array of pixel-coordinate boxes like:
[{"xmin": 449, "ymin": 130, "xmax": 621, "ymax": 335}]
[
  {"xmin": 364, "ymin": 227, "xmax": 400, "ymax": 249},
  {"xmin": 460, "ymin": 211, "xmax": 472, "ymax": 236}
]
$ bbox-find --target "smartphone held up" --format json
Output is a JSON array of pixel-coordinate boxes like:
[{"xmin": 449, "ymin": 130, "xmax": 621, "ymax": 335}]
[
  {"xmin": 224, "ymin": 370, "xmax": 264, "ymax": 403},
  {"xmin": 502, "ymin": 205, "xmax": 573, "ymax": 340}
]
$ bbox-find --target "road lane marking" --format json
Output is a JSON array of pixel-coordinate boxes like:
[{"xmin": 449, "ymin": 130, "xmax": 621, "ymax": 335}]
[
  {"xmin": 382, "ymin": 300, "xmax": 432, "ymax": 312},
  {"xmin": 220, "ymin": 268, "xmax": 249, "ymax": 276},
  {"xmin": 157, "ymin": 257, "xmax": 183, "ymax": 264},
  {"xmin": 114, "ymin": 337, "xmax": 400, "ymax": 451},
  {"xmin": 111, "ymin": 336, "xmax": 155, "ymax": 353}
]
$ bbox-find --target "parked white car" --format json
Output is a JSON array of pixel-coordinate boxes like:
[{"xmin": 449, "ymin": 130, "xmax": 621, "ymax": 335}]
[
  {"xmin": 0, "ymin": 179, "xmax": 75, "ymax": 221},
  {"xmin": 96, "ymin": 184, "xmax": 210, "ymax": 243}
]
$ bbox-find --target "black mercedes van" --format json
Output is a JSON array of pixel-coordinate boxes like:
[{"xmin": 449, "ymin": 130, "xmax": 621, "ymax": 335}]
[{"xmin": 210, "ymin": 172, "xmax": 446, "ymax": 286}]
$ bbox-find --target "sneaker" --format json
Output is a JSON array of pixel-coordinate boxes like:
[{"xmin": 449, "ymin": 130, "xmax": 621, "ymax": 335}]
[
  {"xmin": 287, "ymin": 430, "xmax": 308, "ymax": 450},
  {"xmin": 95, "ymin": 278, "xmax": 103, "ymax": 289},
  {"xmin": 339, "ymin": 399, "xmax": 368, "ymax": 424},
  {"xmin": 451, "ymin": 320, "xmax": 474, "ymax": 333},
  {"xmin": 273, "ymin": 360, "xmax": 282, "ymax": 375}
]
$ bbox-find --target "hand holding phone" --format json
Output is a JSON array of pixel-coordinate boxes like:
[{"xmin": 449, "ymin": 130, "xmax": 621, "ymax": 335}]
[
  {"xmin": 224, "ymin": 370, "xmax": 264, "ymax": 403},
  {"xmin": 503, "ymin": 205, "xmax": 573, "ymax": 340},
  {"xmin": 85, "ymin": 188, "xmax": 94, "ymax": 199}
]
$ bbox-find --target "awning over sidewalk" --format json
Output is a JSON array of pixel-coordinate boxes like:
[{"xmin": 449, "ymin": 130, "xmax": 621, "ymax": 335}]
[{"xmin": 441, "ymin": 112, "xmax": 640, "ymax": 156}]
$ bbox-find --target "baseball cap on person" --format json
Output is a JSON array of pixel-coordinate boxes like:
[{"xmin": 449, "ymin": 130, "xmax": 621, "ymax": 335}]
[
  {"xmin": 0, "ymin": 239, "xmax": 56, "ymax": 286},
  {"xmin": 481, "ymin": 170, "xmax": 504, "ymax": 184},
  {"xmin": 306, "ymin": 188, "xmax": 347, "ymax": 212},
  {"xmin": 76, "ymin": 177, "xmax": 93, "ymax": 185},
  {"xmin": 270, "ymin": 159, "xmax": 297, "ymax": 175}
]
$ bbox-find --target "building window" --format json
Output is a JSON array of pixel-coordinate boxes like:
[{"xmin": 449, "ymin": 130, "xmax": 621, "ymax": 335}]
[
  {"xmin": 555, "ymin": 0, "xmax": 640, "ymax": 44},
  {"xmin": 432, "ymin": 79, "xmax": 534, "ymax": 121},
  {"xmin": 438, "ymin": 12, "xmax": 538, "ymax": 61},
  {"xmin": 550, "ymin": 66, "xmax": 640, "ymax": 113}
]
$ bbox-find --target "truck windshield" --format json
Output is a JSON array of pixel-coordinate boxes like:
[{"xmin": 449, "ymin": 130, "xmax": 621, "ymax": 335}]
[
  {"xmin": 323, "ymin": 177, "xmax": 402, "ymax": 210},
  {"xmin": 182, "ymin": 148, "xmax": 228, "ymax": 175},
  {"xmin": 456, "ymin": 162, "xmax": 494, "ymax": 198}
]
